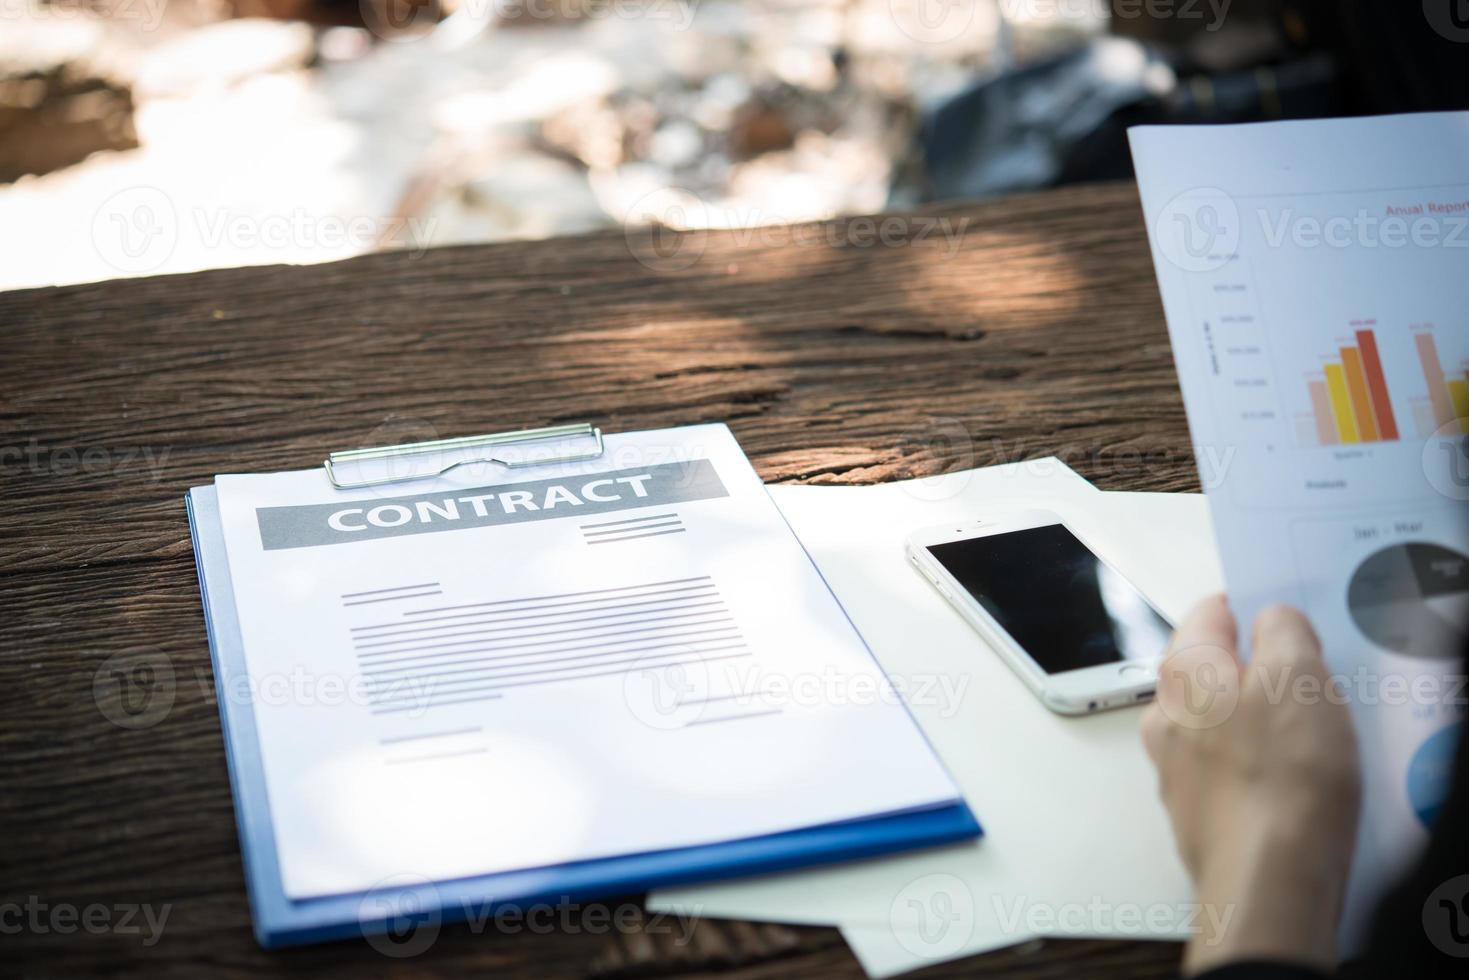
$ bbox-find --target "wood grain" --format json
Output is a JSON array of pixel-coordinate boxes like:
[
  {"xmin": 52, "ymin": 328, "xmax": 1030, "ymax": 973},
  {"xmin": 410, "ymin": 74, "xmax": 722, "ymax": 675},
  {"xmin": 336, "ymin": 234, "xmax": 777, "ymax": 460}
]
[{"xmin": 0, "ymin": 180, "xmax": 1189, "ymax": 977}]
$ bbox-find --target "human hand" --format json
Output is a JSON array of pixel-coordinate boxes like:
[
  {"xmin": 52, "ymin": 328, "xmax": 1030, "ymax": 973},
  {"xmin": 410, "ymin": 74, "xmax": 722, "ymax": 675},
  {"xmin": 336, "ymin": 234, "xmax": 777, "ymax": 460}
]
[{"xmin": 1141, "ymin": 595, "xmax": 1362, "ymax": 976}]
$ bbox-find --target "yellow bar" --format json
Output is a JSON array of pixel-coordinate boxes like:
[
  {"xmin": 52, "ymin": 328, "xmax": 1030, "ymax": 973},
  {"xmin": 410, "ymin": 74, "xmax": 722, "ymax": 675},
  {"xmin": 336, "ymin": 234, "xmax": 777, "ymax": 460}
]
[
  {"xmin": 1324, "ymin": 364, "xmax": 1360, "ymax": 443},
  {"xmin": 1450, "ymin": 379, "xmax": 1469, "ymax": 435},
  {"xmin": 1340, "ymin": 347, "xmax": 1379, "ymax": 441}
]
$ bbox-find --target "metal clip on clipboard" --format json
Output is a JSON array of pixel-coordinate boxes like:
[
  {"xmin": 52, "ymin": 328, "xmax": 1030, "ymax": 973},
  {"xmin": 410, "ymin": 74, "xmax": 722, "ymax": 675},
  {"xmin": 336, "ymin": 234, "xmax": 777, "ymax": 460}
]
[{"xmin": 323, "ymin": 422, "xmax": 605, "ymax": 490}]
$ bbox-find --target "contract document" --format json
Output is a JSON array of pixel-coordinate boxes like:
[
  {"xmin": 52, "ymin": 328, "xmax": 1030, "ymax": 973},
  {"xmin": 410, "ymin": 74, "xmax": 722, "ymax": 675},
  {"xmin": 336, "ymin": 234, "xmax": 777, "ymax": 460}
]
[
  {"xmin": 200, "ymin": 423, "xmax": 969, "ymax": 912},
  {"xmin": 1131, "ymin": 112, "xmax": 1469, "ymax": 949}
]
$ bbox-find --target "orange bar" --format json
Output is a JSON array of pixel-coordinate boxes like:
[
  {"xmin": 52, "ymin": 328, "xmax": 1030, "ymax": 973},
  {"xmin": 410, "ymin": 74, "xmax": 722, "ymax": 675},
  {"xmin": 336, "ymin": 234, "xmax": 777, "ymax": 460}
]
[
  {"xmin": 1354, "ymin": 329, "xmax": 1398, "ymax": 440},
  {"xmin": 1341, "ymin": 347, "xmax": 1379, "ymax": 441},
  {"xmin": 1416, "ymin": 332, "xmax": 1455, "ymax": 429},
  {"xmin": 1308, "ymin": 380, "xmax": 1338, "ymax": 445}
]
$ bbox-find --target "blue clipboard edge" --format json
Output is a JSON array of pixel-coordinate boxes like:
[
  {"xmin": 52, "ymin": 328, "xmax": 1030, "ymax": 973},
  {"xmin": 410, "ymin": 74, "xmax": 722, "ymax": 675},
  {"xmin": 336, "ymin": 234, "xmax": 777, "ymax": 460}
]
[{"xmin": 186, "ymin": 484, "xmax": 981, "ymax": 949}]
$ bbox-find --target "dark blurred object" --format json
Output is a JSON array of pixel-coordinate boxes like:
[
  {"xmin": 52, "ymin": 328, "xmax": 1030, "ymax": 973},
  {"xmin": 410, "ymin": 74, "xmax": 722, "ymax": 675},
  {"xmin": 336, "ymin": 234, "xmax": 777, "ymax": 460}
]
[
  {"xmin": 1293, "ymin": 0, "xmax": 1469, "ymax": 114},
  {"xmin": 915, "ymin": 0, "xmax": 1469, "ymax": 204},
  {"xmin": 730, "ymin": 97, "xmax": 797, "ymax": 159},
  {"xmin": 230, "ymin": 0, "xmax": 393, "ymax": 27},
  {"xmin": 1107, "ymin": 0, "xmax": 1469, "ymax": 112},
  {"xmin": 918, "ymin": 37, "xmax": 1335, "ymax": 202},
  {"xmin": 350, "ymin": 0, "xmax": 443, "ymax": 36},
  {"xmin": 0, "ymin": 14, "xmax": 138, "ymax": 184},
  {"xmin": 1110, "ymin": 0, "xmax": 1286, "ymax": 71}
]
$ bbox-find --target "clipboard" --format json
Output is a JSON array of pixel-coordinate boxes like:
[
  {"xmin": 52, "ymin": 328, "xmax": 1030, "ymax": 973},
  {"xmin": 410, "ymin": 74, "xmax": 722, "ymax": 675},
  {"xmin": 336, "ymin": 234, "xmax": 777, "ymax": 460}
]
[
  {"xmin": 322, "ymin": 423, "xmax": 608, "ymax": 490},
  {"xmin": 186, "ymin": 423, "xmax": 981, "ymax": 948}
]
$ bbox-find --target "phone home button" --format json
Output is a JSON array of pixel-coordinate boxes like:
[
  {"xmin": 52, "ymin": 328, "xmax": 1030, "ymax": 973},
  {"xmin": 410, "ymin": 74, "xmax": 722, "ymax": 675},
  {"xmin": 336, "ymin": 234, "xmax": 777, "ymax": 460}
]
[{"xmin": 1118, "ymin": 663, "xmax": 1151, "ymax": 676}]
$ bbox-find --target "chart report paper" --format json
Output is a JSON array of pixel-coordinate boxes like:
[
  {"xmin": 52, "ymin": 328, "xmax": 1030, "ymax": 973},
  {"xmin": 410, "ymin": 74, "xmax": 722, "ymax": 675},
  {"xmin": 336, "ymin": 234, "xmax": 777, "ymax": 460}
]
[
  {"xmin": 1131, "ymin": 113, "xmax": 1469, "ymax": 948},
  {"xmin": 208, "ymin": 424, "xmax": 965, "ymax": 902}
]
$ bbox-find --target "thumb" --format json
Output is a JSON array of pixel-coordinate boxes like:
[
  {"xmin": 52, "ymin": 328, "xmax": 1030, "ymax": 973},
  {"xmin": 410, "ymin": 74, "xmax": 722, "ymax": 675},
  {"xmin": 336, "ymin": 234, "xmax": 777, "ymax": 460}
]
[{"xmin": 1155, "ymin": 594, "xmax": 1243, "ymax": 730}]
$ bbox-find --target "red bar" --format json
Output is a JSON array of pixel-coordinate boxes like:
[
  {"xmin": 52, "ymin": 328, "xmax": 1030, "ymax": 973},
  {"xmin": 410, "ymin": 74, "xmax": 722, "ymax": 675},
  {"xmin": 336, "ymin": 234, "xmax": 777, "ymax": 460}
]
[{"xmin": 1354, "ymin": 329, "xmax": 1398, "ymax": 440}]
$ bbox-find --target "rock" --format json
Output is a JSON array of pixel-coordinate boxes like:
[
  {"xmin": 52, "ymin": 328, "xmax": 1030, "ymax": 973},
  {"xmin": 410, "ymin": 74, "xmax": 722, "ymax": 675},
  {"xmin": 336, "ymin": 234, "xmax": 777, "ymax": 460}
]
[
  {"xmin": 0, "ymin": 5, "xmax": 138, "ymax": 183},
  {"xmin": 729, "ymin": 99, "xmax": 794, "ymax": 158}
]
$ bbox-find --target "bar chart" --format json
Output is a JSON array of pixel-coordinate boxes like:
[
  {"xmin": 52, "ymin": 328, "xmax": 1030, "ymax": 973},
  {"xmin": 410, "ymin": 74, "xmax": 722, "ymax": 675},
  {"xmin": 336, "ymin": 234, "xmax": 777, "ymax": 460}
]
[
  {"xmin": 1300, "ymin": 325, "xmax": 1400, "ymax": 446},
  {"xmin": 1411, "ymin": 326, "xmax": 1469, "ymax": 437}
]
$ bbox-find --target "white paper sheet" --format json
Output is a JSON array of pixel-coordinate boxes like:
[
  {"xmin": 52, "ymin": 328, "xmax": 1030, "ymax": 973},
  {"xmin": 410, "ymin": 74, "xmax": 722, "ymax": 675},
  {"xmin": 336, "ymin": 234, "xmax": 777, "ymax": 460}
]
[
  {"xmin": 649, "ymin": 475, "xmax": 1222, "ymax": 975},
  {"xmin": 1131, "ymin": 113, "xmax": 1469, "ymax": 948},
  {"xmin": 842, "ymin": 921, "xmax": 1038, "ymax": 979},
  {"xmin": 211, "ymin": 423, "xmax": 962, "ymax": 900}
]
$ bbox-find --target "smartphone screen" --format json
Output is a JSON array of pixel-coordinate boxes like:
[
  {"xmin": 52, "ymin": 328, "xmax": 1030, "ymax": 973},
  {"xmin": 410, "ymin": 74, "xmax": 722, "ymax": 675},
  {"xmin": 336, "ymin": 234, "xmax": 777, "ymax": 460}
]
[{"xmin": 925, "ymin": 523, "xmax": 1173, "ymax": 674}]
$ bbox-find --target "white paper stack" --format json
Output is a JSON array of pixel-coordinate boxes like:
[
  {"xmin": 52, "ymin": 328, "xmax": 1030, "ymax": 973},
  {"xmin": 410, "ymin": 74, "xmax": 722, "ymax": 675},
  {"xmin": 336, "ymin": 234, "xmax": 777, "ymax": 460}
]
[{"xmin": 649, "ymin": 459, "xmax": 1224, "ymax": 976}]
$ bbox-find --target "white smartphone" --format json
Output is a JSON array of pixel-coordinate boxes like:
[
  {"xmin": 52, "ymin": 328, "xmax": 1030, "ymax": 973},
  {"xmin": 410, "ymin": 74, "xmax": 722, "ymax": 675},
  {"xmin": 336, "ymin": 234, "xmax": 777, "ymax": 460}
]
[{"xmin": 906, "ymin": 509, "xmax": 1174, "ymax": 715}]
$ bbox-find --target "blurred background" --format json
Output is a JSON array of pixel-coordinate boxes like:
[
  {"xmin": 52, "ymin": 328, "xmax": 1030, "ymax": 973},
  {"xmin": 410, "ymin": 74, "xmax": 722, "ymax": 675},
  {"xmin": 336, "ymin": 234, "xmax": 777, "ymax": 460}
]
[{"xmin": 2, "ymin": 0, "xmax": 1464, "ymax": 290}]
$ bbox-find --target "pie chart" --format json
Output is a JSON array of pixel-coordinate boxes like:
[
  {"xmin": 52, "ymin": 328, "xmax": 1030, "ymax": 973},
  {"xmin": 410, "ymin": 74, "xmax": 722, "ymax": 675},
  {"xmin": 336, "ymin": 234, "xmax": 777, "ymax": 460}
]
[
  {"xmin": 1347, "ymin": 543, "xmax": 1469, "ymax": 659},
  {"xmin": 1407, "ymin": 724, "xmax": 1460, "ymax": 829}
]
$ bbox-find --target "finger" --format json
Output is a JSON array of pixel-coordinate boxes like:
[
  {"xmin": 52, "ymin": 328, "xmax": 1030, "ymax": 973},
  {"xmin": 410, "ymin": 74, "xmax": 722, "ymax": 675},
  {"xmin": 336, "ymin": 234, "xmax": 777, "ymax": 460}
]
[
  {"xmin": 1250, "ymin": 604, "xmax": 1324, "ymax": 674},
  {"xmin": 1164, "ymin": 593, "xmax": 1239, "ymax": 664},
  {"xmin": 1140, "ymin": 700, "xmax": 1169, "ymax": 764},
  {"xmin": 1155, "ymin": 595, "xmax": 1243, "ymax": 730}
]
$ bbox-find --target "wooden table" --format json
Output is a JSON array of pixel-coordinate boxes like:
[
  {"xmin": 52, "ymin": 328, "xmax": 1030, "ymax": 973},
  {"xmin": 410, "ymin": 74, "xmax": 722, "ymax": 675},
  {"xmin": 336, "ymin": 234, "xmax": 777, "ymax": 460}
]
[{"xmin": 2, "ymin": 180, "xmax": 1198, "ymax": 977}]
